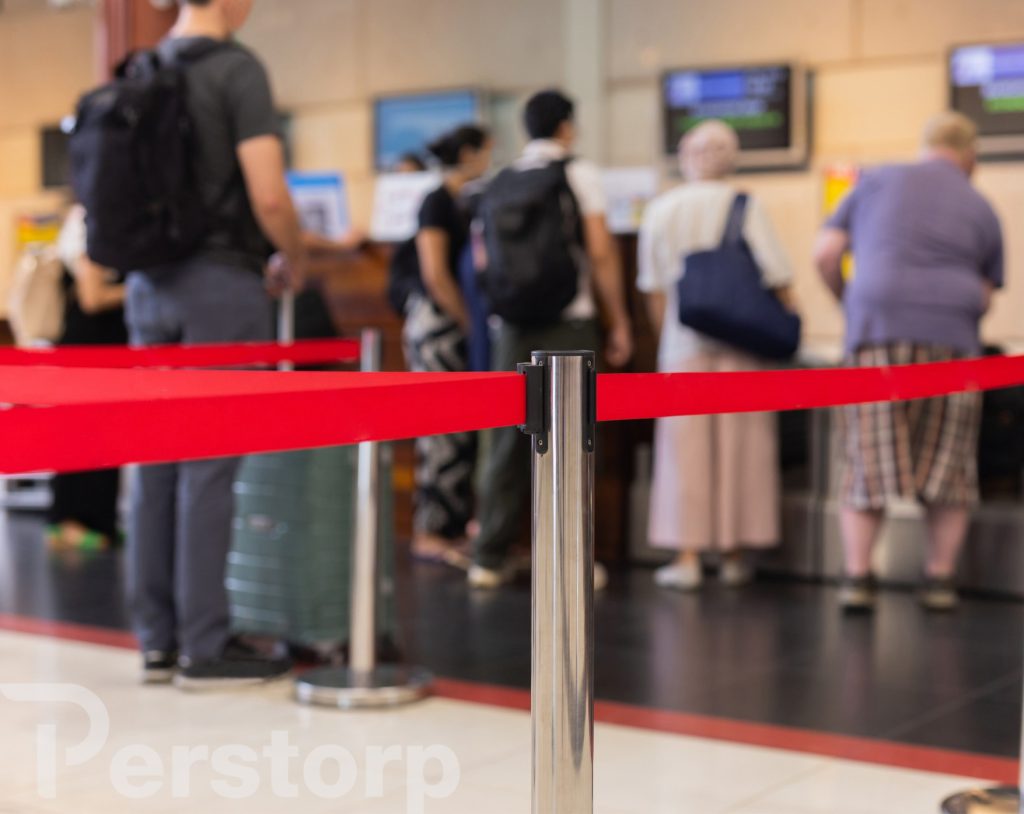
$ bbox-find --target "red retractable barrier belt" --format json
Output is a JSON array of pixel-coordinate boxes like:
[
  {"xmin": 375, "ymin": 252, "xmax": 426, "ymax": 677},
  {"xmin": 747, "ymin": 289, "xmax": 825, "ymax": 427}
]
[
  {"xmin": 0, "ymin": 339, "xmax": 361, "ymax": 369},
  {"xmin": 0, "ymin": 366, "xmax": 525, "ymax": 474},
  {"xmin": 2, "ymin": 354, "xmax": 1024, "ymax": 475},
  {"xmin": 597, "ymin": 355, "xmax": 1024, "ymax": 422}
]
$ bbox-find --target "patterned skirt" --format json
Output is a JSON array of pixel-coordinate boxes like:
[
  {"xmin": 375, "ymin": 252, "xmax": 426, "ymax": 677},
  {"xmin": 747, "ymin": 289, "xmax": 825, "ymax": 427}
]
[
  {"xmin": 402, "ymin": 296, "xmax": 477, "ymax": 539},
  {"xmin": 839, "ymin": 343, "xmax": 982, "ymax": 510}
]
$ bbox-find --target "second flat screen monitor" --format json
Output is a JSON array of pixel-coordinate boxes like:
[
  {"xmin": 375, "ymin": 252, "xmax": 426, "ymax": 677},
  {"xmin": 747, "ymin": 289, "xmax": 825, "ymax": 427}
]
[
  {"xmin": 662, "ymin": 65, "xmax": 808, "ymax": 170},
  {"xmin": 375, "ymin": 90, "xmax": 481, "ymax": 171},
  {"xmin": 950, "ymin": 42, "xmax": 1024, "ymax": 157}
]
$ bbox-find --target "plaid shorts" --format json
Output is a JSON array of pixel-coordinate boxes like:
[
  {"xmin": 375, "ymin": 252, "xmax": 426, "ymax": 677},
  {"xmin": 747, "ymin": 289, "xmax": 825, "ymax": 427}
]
[{"xmin": 839, "ymin": 343, "xmax": 982, "ymax": 510}]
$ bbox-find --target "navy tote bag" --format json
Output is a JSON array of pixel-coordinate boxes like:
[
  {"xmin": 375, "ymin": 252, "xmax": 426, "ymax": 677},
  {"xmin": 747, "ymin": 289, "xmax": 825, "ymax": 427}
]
[{"xmin": 676, "ymin": 194, "xmax": 801, "ymax": 360}]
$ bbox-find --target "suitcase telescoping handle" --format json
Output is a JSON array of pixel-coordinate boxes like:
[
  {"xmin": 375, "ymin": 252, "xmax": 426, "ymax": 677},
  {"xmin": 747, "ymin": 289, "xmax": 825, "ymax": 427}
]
[{"xmin": 277, "ymin": 288, "xmax": 296, "ymax": 372}]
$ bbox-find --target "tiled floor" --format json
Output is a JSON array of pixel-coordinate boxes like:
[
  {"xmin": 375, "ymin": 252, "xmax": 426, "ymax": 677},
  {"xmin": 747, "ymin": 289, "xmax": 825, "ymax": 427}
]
[
  {"xmin": 2, "ymin": 509, "xmax": 1023, "ymax": 760},
  {"xmin": 2, "ymin": 508, "xmax": 1022, "ymax": 812},
  {"xmin": 0, "ymin": 631, "xmax": 993, "ymax": 814}
]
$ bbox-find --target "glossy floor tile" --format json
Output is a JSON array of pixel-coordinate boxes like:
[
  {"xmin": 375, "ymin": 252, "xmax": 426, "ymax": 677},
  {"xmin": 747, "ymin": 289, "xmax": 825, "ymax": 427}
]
[
  {"xmin": 2, "ymin": 510, "xmax": 1023, "ymax": 760},
  {"xmin": 0, "ymin": 631, "xmax": 991, "ymax": 814}
]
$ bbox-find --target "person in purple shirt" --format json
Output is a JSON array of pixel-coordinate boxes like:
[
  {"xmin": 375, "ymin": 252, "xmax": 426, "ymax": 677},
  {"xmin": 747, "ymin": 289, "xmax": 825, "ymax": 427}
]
[{"xmin": 814, "ymin": 112, "xmax": 1004, "ymax": 613}]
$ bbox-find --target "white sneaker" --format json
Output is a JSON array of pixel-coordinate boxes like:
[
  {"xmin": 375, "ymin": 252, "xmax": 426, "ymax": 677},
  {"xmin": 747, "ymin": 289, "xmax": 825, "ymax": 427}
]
[
  {"xmin": 654, "ymin": 560, "xmax": 703, "ymax": 591},
  {"xmin": 720, "ymin": 558, "xmax": 753, "ymax": 588},
  {"xmin": 471, "ymin": 562, "xmax": 609, "ymax": 592},
  {"xmin": 467, "ymin": 564, "xmax": 512, "ymax": 589}
]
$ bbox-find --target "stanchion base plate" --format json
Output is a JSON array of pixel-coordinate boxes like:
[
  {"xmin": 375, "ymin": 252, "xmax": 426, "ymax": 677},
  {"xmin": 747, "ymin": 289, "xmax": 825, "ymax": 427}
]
[
  {"xmin": 294, "ymin": 665, "xmax": 433, "ymax": 710},
  {"xmin": 942, "ymin": 787, "xmax": 1019, "ymax": 813}
]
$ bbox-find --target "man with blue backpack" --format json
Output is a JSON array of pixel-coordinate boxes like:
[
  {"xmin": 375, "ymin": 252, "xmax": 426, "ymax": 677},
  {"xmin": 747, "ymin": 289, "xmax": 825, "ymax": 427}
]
[
  {"xmin": 70, "ymin": 0, "xmax": 305, "ymax": 688},
  {"xmin": 470, "ymin": 89, "xmax": 634, "ymax": 589}
]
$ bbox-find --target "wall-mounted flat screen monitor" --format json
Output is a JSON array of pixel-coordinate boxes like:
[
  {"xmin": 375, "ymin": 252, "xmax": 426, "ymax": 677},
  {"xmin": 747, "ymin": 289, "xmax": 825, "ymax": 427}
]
[
  {"xmin": 950, "ymin": 42, "xmax": 1024, "ymax": 157},
  {"xmin": 661, "ymin": 64, "xmax": 808, "ymax": 170},
  {"xmin": 374, "ymin": 90, "xmax": 482, "ymax": 172}
]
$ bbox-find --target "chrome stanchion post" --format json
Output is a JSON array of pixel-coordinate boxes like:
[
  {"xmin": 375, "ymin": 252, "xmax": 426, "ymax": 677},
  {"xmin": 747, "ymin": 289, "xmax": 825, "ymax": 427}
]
[
  {"xmin": 349, "ymin": 331, "xmax": 384, "ymax": 679},
  {"xmin": 277, "ymin": 289, "xmax": 295, "ymax": 372},
  {"xmin": 295, "ymin": 329, "xmax": 433, "ymax": 709},
  {"xmin": 520, "ymin": 350, "xmax": 596, "ymax": 814}
]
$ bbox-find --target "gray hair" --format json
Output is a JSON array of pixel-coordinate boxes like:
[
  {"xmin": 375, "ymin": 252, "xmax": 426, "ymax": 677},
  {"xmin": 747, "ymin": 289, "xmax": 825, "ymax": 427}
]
[
  {"xmin": 921, "ymin": 111, "xmax": 978, "ymax": 156},
  {"xmin": 680, "ymin": 120, "xmax": 740, "ymax": 181}
]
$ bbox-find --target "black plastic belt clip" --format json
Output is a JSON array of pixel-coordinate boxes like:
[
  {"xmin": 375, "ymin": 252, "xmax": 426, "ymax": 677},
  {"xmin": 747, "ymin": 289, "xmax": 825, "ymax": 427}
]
[
  {"xmin": 518, "ymin": 352, "xmax": 597, "ymax": 456},
  {"xmin": 518, "ymin": 360, "xmax": 549, "ymax": 454}
]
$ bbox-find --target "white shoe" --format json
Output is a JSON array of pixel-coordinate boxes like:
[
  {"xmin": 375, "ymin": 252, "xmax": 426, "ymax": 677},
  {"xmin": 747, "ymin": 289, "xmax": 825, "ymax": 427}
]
[
  {"xmin": 471, "ymin": 561, "xmax": 608, "ymax": 592},
  {"xmin": 655, "ymin": 560, "xmax": 703, "ymax": 591},
  {"xmin": 468, "ymin": 564, "xmax": 512, "ymax": 590},
  {"xmin": 720, "ymin": 558, "xmax": 753, "ymax": 588}
]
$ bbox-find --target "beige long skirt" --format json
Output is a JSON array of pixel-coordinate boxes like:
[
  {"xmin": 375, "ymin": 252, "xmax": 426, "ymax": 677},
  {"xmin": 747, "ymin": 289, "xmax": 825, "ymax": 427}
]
[{"xmin": 648, "ymin": 348, "xmax": 781, "ymax": 552}]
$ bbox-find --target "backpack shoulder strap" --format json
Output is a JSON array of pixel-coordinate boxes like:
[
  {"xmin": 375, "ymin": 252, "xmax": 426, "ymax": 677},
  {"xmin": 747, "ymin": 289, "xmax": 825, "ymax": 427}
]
[{"xmin": 720, "ymin": 193, "xmax": 749, "ymax": 248}]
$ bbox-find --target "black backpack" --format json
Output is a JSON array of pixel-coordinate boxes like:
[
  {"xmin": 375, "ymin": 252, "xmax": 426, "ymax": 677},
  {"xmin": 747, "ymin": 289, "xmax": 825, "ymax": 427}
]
[
  {"xmin": 480, "ymin": 159, "xmax": 582, "ymax": 325},
  {"xmin": 68, "ymin": 40, "xmax": 229, "ymax": 272}
]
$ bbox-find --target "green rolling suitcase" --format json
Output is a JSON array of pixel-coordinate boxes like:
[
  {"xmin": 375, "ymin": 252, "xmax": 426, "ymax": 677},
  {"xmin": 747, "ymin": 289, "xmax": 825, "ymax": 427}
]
[
  {"xmin": 227, "ymin": 443, "xmax": 396, "ymax": 652},
  {"xmin": 226, "ymin": 293, "xmax": 397, "ymax": 657}
]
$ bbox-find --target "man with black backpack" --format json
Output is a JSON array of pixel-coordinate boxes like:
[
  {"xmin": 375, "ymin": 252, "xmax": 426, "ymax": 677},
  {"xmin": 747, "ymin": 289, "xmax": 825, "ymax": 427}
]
[
  {"xmin": 71, "ymin": 0, "xmax": 305, "ymax": 688},
  {"xmin": 470, "ymin": 89, "xmax": 633, "ymax": 589}
]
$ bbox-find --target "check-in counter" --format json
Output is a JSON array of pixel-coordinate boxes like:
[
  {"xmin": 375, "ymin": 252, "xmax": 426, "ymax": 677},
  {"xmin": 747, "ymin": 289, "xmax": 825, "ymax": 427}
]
[
  {"xmin": 766, "ymin": 347, "xmax": 1024, "ymax": 598},
  {"xmin": 629, "ymin": 342, "xmax": 1024, "ymax": 599},
  {"xmin": 817, "ymin": 381, "xmax": 1024, "ymax": 597}
]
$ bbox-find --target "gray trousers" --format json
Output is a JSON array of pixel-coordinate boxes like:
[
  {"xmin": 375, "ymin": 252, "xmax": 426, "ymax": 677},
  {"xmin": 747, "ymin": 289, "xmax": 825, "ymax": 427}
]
[
  {"xmin": 473, "ymin": 319, "xmax": 600, "ymax": 569},
  {"xmin": 125, "ymin": 260, "xmax": 272, "ymax": 660}
]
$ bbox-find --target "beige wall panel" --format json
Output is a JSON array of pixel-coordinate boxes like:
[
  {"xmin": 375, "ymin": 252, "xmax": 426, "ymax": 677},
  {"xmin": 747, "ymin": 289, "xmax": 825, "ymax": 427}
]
[
  {"xmin": 243, "ymin": 0, "xmax": 362, "ymax": 108},
  {"xmin": 861, "ymin": 0, "xmax": 1024, "ymax": 60},
  {"xmin": 363, "ymin": 0, "xmax": 563, "ymax": 94},
  {"xmin": 609, "ymin": 0, "xmax": 854, "ymax": 81},
  {"xmin": 0, "ymin": 131, "xmax": 40, "ymax": 198},
  {"xmin": 814, "ymin": 62, "xmax": 945, "ymax": 162},
  {"xmin": 0, "ymin": 5, "xmax": 95, "ymax": 129},
  {"xmin": 608, "ymin": 85, "xmax": 661, "ymax": 166},
  {"xmin": 975, "ymin": 164, "xmax": 1024, "ymax": 348},
  {"xmin": 290, "ymin": 104, "xmax": 372, "ymax": 176},
  {"xmin": 344, "ymin": 175, "xmax": 378, "ymax": 230}
]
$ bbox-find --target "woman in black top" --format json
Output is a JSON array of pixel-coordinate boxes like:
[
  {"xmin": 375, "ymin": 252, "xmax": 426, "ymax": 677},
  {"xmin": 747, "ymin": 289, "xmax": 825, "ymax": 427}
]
[
  {"xmin": 403, "ymin": 125, "xmax": 492, "ymax": 567},
  {"xmin": 47, "ymin": 205, "xmax": 128, "ymax": 552}
]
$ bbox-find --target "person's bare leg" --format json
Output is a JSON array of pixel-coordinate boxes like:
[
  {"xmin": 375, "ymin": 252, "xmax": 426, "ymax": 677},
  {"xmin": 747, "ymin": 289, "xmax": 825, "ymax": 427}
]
[
  {"xmin": 924, "ymin": 506, "xmax": 970, "ymax": 579},
  {"xmin": 673, "ymin": 551, "xmax": 701, "ymax": 569},
  {"xmin": 840, "ymin": 507, "xmax": 885, "ymax": 577}
]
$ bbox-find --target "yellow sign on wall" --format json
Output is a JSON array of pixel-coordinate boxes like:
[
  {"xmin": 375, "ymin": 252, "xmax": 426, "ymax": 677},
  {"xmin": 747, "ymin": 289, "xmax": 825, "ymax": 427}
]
[
  {"xmin": 14, "ymin": 214, "xmax": 62, "ymax": 249},
  {"xmin": 822, "ymin": 165, "xmax": 859, "ymax": 281},
  {"xmin": 823, "ymin": 165, "xmax": 858, "ymax": 215}
]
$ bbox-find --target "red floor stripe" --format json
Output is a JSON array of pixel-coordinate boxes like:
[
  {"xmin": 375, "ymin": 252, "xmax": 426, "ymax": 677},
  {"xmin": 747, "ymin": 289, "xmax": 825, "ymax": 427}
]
[
  {"xmin": 0, "ymin": 613, "xmax": 137, "ymax": 650},
  {"xmin": 0, "ymin": 616, "xmax": 1016, "ymax": 784},
  {"xmin": 433, "ymin": 679, "xmax": 1018, "ymax": 784}
]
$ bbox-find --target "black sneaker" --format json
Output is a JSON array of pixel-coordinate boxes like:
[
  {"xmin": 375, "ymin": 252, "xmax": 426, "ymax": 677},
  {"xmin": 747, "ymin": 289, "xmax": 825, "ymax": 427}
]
[
  {"xmin": 175, "ymin": 638, "xmax": 292, "ymax": 691},
  {"xmin": 142, "ymin": 650, "xmax": 179, "ymax": 685},
  {"xmin": 919, "ymin": 576, "xmax": 959, "ymax": 612},
  {"xmin": 838, "ymin": 575, "xmax": 876, "ymax": 613}
]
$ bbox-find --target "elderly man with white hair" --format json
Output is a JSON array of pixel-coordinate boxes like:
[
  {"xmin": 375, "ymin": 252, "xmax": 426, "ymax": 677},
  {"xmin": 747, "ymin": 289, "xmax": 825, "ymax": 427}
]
[
  {"xmin": 638, "ymin": 119, "xmax": 796, "ymax": 591},
  {"xmin": 814, "ymin": 111, "xmax": 1004, "ymax": 613}
]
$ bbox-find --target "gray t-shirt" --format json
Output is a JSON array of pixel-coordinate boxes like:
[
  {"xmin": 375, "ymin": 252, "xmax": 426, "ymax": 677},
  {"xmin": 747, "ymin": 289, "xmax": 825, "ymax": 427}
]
[
  {"xmin": 828, "ymin": 159, "xmax": 1004, "ymax": 355},
  {"xmin": 158, "ymin": 37, "xmax": 280, "ymax": 272}
]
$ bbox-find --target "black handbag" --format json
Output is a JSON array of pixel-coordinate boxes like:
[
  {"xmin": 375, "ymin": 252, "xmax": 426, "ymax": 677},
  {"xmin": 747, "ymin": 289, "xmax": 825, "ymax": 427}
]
[{"xmin": 676, "ymin": 194, "xmax": 801, "ymax": 360}]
